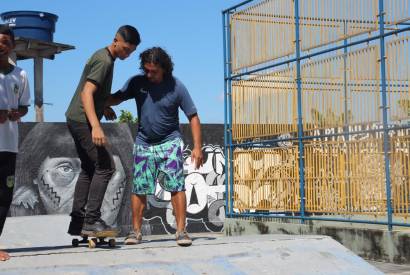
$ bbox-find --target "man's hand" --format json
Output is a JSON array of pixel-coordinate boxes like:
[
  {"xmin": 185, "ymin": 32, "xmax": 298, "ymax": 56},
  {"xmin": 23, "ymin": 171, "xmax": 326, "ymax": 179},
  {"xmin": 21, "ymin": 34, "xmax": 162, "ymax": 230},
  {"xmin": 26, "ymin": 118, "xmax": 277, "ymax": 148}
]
[
  {"xmin": 92, "ymin": 125, "xmax": 106, "ymax": 146},
  {"xmin": 103, "ymin": 106, "xmax": 117, "ymax": 121},
  {"xmin": 191, "ymin": 147, "xmax": 203, "ymax": 170},
  {"xmin": 8, "ymin": 109, "xmax": 21, "ymax": 121},
  {"xmin": 0, "ymin": 110, "xmax": 8, "ymax": 123}
]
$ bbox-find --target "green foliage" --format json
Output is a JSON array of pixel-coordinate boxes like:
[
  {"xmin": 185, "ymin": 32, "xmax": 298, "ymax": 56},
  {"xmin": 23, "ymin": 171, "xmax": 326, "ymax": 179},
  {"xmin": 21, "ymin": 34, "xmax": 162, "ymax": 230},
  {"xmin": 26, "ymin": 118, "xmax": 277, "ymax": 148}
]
[
  {"xmin": 118, "ymin": 110, "xmax": 138, "ymax": 123},
  {"xmin": 398, "ymin": 99, "xmax": 410, "ymax": 117},
  {"xmin": 311, "ymin": 108, "xmax": 353, "ymax": 125}
]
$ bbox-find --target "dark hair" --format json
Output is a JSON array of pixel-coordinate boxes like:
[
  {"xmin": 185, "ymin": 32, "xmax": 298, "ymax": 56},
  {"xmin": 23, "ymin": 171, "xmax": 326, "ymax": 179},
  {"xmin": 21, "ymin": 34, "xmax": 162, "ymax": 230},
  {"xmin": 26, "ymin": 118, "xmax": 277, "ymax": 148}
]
[
  {"xmin": 0, "ymin": 24, "xmax": 15, "ymax": 44},
  {"xmin": 139, "ymin": 47, "xmax": 174, "ymax": 77},
  {"xmin": 116, "ymin": 25, "xmax": 140, "ymax": 46}
]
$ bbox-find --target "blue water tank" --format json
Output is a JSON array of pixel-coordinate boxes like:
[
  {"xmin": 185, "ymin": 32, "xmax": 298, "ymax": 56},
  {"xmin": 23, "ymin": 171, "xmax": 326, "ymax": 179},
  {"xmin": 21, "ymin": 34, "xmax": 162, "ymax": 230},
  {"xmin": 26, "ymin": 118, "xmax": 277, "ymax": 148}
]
[{"xmin": 0, "ymin": 11, "xmax": 58, "ymax": 42}]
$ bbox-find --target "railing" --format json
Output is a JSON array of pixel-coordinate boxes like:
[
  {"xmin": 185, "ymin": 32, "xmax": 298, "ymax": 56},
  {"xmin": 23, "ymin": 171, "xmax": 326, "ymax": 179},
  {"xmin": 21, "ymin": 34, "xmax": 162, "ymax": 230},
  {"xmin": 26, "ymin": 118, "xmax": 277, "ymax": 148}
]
[{"xmin": 223, "ymin": 0, "xmax": 410, "ymax": 230}]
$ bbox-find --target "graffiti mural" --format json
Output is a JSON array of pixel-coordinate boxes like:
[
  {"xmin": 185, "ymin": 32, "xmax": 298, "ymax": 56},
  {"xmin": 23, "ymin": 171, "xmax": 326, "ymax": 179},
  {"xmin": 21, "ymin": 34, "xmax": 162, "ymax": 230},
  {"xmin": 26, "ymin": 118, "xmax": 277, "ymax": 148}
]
[
  {"xmin": 10, "ymin": 123, "xmax": 226, "ymax": 235},
  {"xmin": 143, "ymin": 144, "xmax": 226, "ymax": 234}
]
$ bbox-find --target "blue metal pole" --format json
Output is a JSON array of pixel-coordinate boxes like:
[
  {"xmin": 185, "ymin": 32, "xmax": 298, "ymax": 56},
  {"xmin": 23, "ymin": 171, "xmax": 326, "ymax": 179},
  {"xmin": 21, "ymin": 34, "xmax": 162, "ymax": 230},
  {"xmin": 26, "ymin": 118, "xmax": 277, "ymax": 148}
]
[
  {"xmin": 222, "ymin": 0, "xmax": 255, "ymax": 14},
  {"xmin": 378, "ymin": 0, "xmax": 393, "ymax": 231},
  {"xmin": 343, "ymin": 22, "xmax": 351, "ymax": 213},
  {"xmin": 230, "ymin": 125, "xmax": 410, "ymax": 149},
  {"xmin": 294, "ymin": 0, "xmax": 306, "ymax": 222},
  {"xmin": 343, "ymin": 22, "xmax": 349, "ymax": 137},
  {"xmin": 222, "ymin": 11, "xmax": 229, "ymax": 217},
  {"xmin": 226, "ymin": 10, "xmax": 235, "ymax": 217},
  {"xmin": 229, "ymin": 213, "xmax": 410, "ymax": 228}
]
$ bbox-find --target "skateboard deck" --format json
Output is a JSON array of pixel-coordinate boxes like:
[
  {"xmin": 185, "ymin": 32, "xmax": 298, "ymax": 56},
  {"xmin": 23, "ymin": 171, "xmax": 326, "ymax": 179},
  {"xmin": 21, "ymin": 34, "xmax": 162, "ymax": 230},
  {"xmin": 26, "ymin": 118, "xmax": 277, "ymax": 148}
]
[{"xmin": 71, "ymin": 231, "xmax": 118, "ymax": 248}]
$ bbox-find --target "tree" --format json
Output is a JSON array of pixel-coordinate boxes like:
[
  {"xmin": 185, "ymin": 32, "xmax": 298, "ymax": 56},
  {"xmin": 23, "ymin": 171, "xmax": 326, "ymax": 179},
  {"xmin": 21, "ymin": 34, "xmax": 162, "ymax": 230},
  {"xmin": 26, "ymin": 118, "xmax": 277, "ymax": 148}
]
[
  {"xmin": 398, "ymin": 99, "xmax": 410, "ymax": 117},
  {"xmin": 117, "ymin": 110, "xmax": 138, "ymax": 123}
]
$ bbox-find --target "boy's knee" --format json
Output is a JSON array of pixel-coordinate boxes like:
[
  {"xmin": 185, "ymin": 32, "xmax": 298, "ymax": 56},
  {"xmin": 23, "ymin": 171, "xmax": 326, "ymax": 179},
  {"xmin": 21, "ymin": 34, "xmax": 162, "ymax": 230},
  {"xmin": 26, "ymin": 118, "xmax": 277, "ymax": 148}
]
[{"xmin": 0, "ymin": 184, "xmax": 14, "ymax": 208}]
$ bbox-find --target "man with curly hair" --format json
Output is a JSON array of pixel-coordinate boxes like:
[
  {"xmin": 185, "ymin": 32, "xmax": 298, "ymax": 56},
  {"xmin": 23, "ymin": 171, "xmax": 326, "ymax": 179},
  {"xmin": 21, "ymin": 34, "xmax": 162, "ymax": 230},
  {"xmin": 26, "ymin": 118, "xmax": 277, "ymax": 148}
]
[{"xmin": 107, "ymin": 47, "xmax": 203, "ymax": 246}]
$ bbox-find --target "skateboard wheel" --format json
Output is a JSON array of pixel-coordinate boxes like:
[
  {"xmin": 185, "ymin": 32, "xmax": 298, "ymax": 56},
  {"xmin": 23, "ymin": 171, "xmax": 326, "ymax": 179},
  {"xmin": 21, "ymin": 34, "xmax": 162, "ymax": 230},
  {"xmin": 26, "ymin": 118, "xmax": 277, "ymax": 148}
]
[
  {"xmin": 108, "ymin": 239, "xmax": 116, "ymax": 247},
  {"xmin": 88, "ymin": 239, "xmax": 97, "ymax": 248},
  {"xmin": 72, "ymin": 238, "xmax": 79, "ymax": 247}
]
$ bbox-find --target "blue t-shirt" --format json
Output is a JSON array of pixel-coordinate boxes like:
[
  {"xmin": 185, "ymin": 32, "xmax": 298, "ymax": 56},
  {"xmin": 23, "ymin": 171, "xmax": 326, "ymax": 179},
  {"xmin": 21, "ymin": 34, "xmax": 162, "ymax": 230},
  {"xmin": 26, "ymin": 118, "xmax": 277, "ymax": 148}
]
[{"xmin": 113, "ymin": 75, "xmax": 197, "ymax": 145}]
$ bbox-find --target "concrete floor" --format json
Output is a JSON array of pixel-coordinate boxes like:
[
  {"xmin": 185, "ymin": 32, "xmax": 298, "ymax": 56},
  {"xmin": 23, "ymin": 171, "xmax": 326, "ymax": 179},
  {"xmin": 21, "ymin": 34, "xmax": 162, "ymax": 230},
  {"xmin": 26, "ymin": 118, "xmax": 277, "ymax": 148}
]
[{"xmin": 0, "ymin": 215, "xmax": 407, "ymax": 274}]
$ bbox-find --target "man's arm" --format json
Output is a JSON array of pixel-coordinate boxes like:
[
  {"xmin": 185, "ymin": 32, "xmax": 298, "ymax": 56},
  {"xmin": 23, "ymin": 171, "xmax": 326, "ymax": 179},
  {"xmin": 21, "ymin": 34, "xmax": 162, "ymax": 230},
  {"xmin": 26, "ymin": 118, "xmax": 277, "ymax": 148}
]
[
  {"xmin": 103, "ymin": 93, "xmax": 128, "ymax": 121},
  {"xmin": 81, "ymin": 81, "xmax": 106, "ymax": 146},
  {"xmin": 189, "ymin": 113, "xmax": 203, "ymax": 169},
  {"xmin": 106, "ymin": 94, "xmax": 124, "ymax": 107}
]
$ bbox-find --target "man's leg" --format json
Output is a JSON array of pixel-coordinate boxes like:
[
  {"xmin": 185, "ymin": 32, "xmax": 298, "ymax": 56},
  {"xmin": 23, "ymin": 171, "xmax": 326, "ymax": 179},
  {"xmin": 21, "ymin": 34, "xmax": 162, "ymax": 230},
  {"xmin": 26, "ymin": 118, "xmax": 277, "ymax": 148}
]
[
  {"xmin": 131, "ymin": 194, "xmax": 146, "ymax": 232},
  {"xmin": 171, "ymin": 191, "xmax": 187, "ymax": 232},
  {"xmin": 124, "ymin": 194, "xmax": 145, "ymax": 245},
  {"xmin": 157, "ymin": 138, "xmax": 192, "ymax": 246},
  {"xmin": 0, "ymin": 152, "xmax": 17, "ymax": 261},
  {"xmin": 124, "ymin": 143, "xmax": 156, "ymax": 245}
]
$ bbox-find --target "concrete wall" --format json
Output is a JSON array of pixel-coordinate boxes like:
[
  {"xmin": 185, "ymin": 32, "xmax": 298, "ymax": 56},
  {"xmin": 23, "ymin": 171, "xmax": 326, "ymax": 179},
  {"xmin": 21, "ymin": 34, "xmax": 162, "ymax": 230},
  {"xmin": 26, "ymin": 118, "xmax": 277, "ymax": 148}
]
[
  {"xmin": 225, "ymin": 218, "xmax": 410, "ymax": 264},
  {"xmin": 11, "ymin": 122, "xmax": 225, "ymax": 236}
]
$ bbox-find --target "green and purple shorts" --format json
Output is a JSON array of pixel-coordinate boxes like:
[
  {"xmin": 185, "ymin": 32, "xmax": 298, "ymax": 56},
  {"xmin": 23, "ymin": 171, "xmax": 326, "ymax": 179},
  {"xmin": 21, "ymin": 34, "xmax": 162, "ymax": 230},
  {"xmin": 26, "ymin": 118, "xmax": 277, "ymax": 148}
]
[{"xmin": 132, "ymin": 138, "xmax": 185, "ymax": 195}]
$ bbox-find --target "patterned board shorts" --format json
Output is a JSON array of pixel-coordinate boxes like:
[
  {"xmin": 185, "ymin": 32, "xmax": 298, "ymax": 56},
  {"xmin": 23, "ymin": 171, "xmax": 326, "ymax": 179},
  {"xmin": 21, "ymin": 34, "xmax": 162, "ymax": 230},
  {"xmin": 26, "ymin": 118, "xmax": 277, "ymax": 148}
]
[{"xmin": 132, "ymin": 137, "xmax": 185, "ymax": 195}]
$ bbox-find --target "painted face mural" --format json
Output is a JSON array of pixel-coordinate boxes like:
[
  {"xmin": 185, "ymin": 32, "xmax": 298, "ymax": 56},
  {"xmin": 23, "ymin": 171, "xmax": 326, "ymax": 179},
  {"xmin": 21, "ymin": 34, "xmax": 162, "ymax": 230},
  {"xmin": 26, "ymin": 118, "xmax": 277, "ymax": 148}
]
[
  {"xmin": 12, "ymin": 159, "xmax": 127, "ymax": 228},
  {"xmin": 34, "ymin": 157, "xmax": 80, "ymax": 214},
  {"xmin": 31, "ymin": 155, "xmax": 126, "ymax": 225}
]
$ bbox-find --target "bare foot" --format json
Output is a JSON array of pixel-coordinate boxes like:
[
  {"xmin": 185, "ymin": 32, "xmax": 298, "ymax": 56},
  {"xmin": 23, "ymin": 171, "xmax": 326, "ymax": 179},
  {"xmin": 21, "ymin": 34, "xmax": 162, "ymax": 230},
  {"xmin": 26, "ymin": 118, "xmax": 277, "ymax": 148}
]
[{"xmin": 0, "ymin": 250, "xmax": 10, "ymax": 261}]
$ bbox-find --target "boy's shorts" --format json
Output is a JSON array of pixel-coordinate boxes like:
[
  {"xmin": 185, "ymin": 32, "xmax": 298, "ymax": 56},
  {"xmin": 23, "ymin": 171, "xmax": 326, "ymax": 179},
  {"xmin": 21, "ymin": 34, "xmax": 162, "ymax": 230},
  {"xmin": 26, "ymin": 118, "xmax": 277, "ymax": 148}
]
[{"xmin": 132, "ymin": 137, "xmax": 185, "ymax": 195}]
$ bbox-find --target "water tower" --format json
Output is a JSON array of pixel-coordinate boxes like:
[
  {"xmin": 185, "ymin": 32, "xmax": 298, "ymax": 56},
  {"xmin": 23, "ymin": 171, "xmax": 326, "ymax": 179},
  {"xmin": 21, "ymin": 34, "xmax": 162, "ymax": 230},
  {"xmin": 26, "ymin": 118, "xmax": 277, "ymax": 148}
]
[{"xmin": 1, "ymin": 11, "xmax": 75, "ymax": 122}]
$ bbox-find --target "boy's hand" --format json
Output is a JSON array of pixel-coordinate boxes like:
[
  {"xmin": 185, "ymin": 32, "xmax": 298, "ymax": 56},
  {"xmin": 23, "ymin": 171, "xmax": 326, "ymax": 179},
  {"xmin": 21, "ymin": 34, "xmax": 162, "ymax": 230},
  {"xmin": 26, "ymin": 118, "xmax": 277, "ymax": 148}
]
[
  {"xmin": 103, "ymin": 106, "xmax": 117, "ymax": 121},
  {"xmin": 0, "ymin": 110, "xmax": 8, "ymax": 123},
  {"xmin": 92, "ymin": 125, "xmax": 106, "ymax": 146},
  {"xmin": 8, "ymin": 109, "xmax": 21, "ymax": 121}
]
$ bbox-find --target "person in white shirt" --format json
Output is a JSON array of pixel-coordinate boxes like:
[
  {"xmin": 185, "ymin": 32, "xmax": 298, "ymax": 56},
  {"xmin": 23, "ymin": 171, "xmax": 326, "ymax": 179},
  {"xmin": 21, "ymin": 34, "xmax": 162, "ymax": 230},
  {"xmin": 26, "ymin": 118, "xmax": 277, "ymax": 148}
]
[{"xmin": 0, "ymin": 24, "xmax": 30, "ymax": 261}]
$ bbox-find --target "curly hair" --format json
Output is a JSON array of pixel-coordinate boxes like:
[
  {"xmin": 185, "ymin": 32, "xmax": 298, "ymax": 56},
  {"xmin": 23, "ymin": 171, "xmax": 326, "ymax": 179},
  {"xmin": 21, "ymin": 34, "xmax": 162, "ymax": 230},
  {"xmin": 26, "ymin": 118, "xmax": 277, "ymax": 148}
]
[{"xmin": 139, "ymin": 47, "xmax": 174, "ymax": 77}]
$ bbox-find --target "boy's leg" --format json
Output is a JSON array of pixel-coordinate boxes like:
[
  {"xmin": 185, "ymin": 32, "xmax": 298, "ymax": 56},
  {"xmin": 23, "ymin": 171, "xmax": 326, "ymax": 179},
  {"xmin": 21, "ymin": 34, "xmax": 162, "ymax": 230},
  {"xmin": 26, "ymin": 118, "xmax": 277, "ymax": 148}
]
[
  {"xmin": 69, "ymin": 122, "xmax": 115, "ymax": 234},
  {"xmin": 0, "ymin": 151, "xmax": 17, "ymax": 260},
  {"xmin": 83, "ymin": 144, "xmax": 114, "ymax": 228},
  {"xmin": 67, "ymin": 120, "xmax": 94, "ymax": 235}
]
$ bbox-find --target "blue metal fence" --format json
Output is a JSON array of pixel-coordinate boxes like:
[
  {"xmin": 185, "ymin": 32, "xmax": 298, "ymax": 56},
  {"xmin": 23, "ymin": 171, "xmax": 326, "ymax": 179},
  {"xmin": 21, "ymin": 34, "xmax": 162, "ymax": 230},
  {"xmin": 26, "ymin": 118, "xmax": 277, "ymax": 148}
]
[{"xmin": 223, "ymin": 0, "xmax": 410, "ymax": 231}]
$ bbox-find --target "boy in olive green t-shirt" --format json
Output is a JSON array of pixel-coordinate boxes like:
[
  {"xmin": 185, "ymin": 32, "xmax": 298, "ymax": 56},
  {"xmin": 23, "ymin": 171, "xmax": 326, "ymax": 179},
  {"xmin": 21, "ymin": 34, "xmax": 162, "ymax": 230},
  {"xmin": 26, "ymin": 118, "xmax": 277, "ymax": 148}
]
[{"xmin": 65, "ymin": 25, "xmax": 140, "ymax": 236}]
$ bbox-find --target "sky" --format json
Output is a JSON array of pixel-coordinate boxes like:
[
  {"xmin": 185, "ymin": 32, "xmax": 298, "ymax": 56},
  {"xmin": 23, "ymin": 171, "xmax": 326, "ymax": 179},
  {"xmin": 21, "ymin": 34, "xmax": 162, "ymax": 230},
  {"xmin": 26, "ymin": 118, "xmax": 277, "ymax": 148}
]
[{"xmin": 1, "ymin": 0, "xmax": 241, "ymax": 123}]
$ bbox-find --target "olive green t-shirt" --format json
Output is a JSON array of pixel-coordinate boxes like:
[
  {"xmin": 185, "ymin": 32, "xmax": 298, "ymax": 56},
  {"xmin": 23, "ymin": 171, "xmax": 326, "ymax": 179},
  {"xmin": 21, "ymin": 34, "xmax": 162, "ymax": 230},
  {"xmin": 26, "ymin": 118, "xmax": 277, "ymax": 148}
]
[{"xmin": 65, "ymin": 48, "xmax": 115, "ymax": 123}]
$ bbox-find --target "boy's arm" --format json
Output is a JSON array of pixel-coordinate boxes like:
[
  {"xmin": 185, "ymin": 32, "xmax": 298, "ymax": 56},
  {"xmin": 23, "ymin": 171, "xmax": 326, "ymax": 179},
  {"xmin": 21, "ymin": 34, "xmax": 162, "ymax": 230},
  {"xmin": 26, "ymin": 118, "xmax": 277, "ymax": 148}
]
[
  {"xmin": 81, "ymin": 81, "xmax": 106, "ymax": 146},
  {"xmin": 7, "ymin": 106, "xmax": 28, "ymax": 121},
  {"xmin": 189, "ymin": 113, "xmax": 203, "ymax": 169}
]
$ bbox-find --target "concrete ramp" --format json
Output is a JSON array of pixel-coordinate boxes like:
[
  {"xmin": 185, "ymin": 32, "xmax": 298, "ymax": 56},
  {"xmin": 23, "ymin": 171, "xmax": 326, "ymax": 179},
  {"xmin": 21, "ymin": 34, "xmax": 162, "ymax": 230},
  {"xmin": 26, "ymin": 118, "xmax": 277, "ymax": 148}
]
[{"xmin": 0, "ymin": 215, "xmax": 382, "ymax": 274}]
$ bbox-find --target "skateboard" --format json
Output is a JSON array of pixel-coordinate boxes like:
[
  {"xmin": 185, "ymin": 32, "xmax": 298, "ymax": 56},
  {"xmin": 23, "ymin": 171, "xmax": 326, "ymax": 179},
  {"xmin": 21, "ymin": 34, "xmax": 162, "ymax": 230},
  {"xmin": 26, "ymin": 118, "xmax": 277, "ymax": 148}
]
[{"xmin": 71, "ymin": 231, "xmax": 117, "ymax": 248}]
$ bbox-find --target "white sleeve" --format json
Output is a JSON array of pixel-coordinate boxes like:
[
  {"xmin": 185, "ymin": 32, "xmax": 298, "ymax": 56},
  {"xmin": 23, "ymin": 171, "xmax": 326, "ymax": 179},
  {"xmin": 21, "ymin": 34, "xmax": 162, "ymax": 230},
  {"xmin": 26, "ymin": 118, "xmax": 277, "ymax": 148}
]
[{"xmin": 19, "ymin": 70, "xmax": 31, "ymax": 106}]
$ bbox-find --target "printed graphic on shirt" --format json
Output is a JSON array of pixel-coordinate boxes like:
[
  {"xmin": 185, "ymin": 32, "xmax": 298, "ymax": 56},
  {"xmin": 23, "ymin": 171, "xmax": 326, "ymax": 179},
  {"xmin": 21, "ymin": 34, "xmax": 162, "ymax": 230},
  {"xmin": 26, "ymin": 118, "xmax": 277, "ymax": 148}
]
[{"xmin": 6, "ymin": 176, "xmax": 15, "ymax": 188}]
